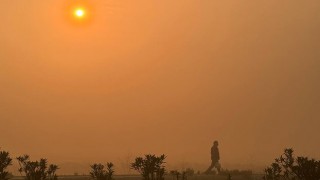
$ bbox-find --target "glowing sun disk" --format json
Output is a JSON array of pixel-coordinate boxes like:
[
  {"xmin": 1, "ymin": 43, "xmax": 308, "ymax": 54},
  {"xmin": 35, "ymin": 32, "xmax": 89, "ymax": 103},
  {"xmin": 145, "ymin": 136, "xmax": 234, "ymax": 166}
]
[{"xmin": 75, "ymin": 9, "xmax": 85, "ymax": 17}]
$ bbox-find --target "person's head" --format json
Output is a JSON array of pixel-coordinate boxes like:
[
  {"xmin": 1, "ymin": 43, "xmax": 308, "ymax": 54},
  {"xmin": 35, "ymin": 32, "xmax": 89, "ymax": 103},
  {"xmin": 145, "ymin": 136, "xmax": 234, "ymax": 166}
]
[{"xmin": 213, "ymin": 141, "xmax": 218, "ymax": 147}]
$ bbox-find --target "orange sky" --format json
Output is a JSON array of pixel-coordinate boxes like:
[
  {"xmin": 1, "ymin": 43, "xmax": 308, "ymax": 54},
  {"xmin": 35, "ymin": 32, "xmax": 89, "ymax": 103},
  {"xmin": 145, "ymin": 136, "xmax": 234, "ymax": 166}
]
[{"xmin": 1, "ymin": 0, "xmax": 320, "ymax": 174}]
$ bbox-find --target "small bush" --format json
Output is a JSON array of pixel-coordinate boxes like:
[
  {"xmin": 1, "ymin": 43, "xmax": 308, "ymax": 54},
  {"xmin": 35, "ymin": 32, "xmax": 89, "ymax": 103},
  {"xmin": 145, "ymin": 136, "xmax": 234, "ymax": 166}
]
[
  {"xmin": 263, "ymin": 148, "xmax": 320, "ymax": 180},
  {"xmin": 16, "ymin": 155, "xmax": 59, "ymax": 180},
  {"xmin": 131, "ymin": 154, "xmax": 166, "ymax": 180},
  {"xmin": 0, "ymin": 151, "xmax": 13, "ymax": 180},
  {"xmin": 170, "ymin": 169, "xmax": 194, "ymax": 180},
  {"xmin": 170, "ymin": 170, "xmax": 180, "ymax": 180},
  {"xmin": 90, "ymin": 163, "xmax": 114, "ymax": 180}
]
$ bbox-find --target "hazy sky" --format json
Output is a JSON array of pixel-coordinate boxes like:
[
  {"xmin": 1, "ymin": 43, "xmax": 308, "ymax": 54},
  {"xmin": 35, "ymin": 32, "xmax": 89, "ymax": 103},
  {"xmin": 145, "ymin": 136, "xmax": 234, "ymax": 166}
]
[{"xmin": 1, "ymin": 0, "xmax": 320, "ymax": 174}]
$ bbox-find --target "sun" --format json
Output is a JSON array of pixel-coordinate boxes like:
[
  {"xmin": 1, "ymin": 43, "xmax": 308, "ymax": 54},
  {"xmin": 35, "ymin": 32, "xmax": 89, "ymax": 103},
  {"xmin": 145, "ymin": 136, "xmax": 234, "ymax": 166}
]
[
  {"xmin": 74, "ymin": 8, "xmax": 85, "ymax": 18},
  {"xmin": 65, "ymin": 3, "xmax": 93, "ymax": 24}
]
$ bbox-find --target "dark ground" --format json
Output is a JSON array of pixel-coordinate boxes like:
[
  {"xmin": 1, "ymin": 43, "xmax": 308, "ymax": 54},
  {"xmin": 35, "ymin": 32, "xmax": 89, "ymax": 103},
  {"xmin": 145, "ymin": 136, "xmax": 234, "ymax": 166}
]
[{"xmin": 12, "ymin": 174, "xmax": 264, "ymax": 180}]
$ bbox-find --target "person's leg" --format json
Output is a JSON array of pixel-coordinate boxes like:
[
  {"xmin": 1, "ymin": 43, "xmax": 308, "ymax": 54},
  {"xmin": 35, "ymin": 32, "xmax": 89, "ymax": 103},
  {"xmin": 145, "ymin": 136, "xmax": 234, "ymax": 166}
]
[
  {"xmin": 216, "ymin": 165, "xmax": 221, "ymax": 174},
  {"xmin": 204, "ymin": 161, "xmax": 215, "ymax": 173},
  {"xmin": 214, "ymin": 161, "xmax": 221, "ymax": 174}
]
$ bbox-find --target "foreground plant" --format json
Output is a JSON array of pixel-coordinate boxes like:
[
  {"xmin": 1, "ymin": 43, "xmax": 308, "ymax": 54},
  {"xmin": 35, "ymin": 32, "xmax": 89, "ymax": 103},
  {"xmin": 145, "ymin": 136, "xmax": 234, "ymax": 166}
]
[
  {"xmin": 263, "ymin": 148, "xmax": 320, "ymax": 180},
  {"xmin": 90, "ymin": 163, "xmax": 114, "ymax": 180},
  {"xmin": 131, "ymin": 154, "xmax": 166, "ymax": 180},
  {"xmin": 170, "ymin": 170, "xmax": 183, "ymax": 180},
  {"xmin": 16, "ymin": 155, "xmax": 59, "ymax": 180},
  {"xmin": 0, "ymin": 150, "xmax": 12, "ymax": 180}
]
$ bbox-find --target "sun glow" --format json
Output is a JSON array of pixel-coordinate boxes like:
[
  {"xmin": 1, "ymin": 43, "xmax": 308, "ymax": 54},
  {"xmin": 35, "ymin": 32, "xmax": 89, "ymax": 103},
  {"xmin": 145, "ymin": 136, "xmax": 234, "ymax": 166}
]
[
  {"xmin": 65, "ymin": 2, "xmax": 93, "ymax": 25},
  {"xmin": 74, "ymin": 8, "xmax": 85, "ymax": 18}
]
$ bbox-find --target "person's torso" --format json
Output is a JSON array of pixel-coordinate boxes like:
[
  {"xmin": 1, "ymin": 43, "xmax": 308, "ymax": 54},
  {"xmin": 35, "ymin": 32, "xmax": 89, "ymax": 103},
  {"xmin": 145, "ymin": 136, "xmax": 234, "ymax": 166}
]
[{"xmin": 211, "ymin": 146, "xmax": 219, "ymax": 160}]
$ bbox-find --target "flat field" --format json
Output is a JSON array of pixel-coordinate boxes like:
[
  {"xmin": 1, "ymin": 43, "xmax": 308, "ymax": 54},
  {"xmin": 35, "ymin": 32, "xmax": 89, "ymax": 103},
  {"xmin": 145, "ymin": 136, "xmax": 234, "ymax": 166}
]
[{"xmin": 12, "ymin": 174, "xmax": 263, "ymax": 180}]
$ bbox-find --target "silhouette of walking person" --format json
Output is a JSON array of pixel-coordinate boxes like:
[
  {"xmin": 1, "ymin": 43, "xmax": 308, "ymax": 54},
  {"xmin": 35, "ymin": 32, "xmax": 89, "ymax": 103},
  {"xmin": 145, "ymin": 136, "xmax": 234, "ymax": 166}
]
[{"xmin": 205, "ymin": 140, "xmax": 221, "ymax": 174}]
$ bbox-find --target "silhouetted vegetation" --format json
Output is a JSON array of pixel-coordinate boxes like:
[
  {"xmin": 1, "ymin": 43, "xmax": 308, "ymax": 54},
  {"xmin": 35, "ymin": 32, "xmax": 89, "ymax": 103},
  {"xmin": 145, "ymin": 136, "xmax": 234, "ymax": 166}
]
[
  {"xmin": 90, "ymin": 163, "xmax": 114, "ymax": 180},
  {"xmin": 16, "ymin": 155, "xmax": 59, "ymax": 180},
  {"xmin": 169, "ymin": 168, "xmax": 195, "ymax": 180},
  {"xmin": 204, "ymin": 170, "xmax": 216, "ymax": 175},
  {"xmin": 263, "ymin": 148, "xmax": 320, "ymax": 180},
  {"xmin": 131, "ymin": 154, "xmax": 166, "ymax": 180},
  {"xmin": 184, "ymin": 168, "xmax": 194, "ymax": 176},
  {"xmin": 170, "ymin": 170, "xmax": 181, "ymax": 180},
  {"xmin": 219, "ymin": 169, "xmax": 252, "ymax": 179},
  {"xmin": 0, "ymin": 151, "xmax": 12, "ymax": 180},
  {"xmin": 227, "ymin": 174, "xmax": 232, "ymax": 180}
]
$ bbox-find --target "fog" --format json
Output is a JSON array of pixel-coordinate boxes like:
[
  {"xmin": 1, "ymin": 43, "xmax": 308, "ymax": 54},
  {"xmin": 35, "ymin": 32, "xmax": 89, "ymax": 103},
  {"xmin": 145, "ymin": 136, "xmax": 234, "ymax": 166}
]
[{"xmin": 1, "ymin": 0, "xmax": 319, "ymax": 174}]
